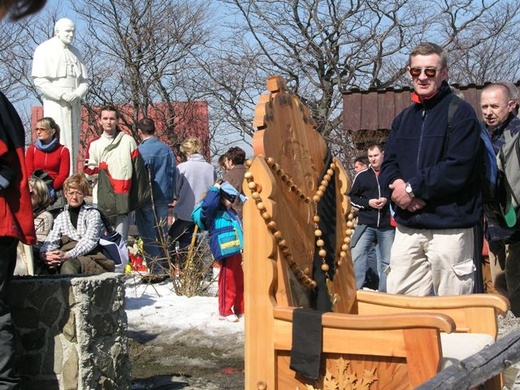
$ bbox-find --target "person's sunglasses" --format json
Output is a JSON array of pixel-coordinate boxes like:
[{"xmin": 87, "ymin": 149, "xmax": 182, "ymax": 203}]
[{"xmin": 408, "ymin": 67, "xmax": 441, "ymax": 78}]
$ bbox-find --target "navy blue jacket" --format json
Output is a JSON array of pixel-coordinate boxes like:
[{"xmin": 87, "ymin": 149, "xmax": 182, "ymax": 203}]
[
  {"xmin": 349, "ymin": 166, "xmax": 392, "ymax": 229},
  {"xmin": 380, "ymin": 82, "xmax": 482, "ymax": 229}
]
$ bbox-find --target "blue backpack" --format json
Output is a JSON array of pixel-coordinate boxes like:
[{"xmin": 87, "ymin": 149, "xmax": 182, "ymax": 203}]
[{"xmin": 444, "ymin": 97, "xmax": 498, "ymax": 219}]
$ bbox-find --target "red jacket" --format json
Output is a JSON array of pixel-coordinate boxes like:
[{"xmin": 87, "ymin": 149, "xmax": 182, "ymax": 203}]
[
  {"xmin": 26, "ymin": 143, "xmax": 70, "ymax": 190},
  {"xmin": 0, "ymin": 91, "xmax": 36, "ymax": 244}
]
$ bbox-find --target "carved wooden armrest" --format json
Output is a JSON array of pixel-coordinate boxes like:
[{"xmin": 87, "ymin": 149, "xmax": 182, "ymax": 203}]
[
  {"xmin": 356, "ymin": 291, "xmax": 509, "ymax": 337},
  {"xmin": 356, "ymin": 290, "xmax": 509, "ymax": 314},
  {"xmin": 273, "ymin": 306, "xmax": 455, "ymax": 332}
]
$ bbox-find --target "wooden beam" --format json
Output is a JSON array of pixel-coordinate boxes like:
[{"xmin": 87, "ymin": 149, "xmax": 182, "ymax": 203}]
[{"xmin": 417, "ymin": 329, "xmax": 520, "ymax": 390}]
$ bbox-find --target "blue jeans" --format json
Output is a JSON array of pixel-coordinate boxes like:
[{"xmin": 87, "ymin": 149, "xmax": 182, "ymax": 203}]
[
  {"xmin": 135, "ymin": 201, "xmax": 169, "ymax": 273},
  {"xmin": 351, "ymin": 226, "xmax": 395, "ymax": 292}
]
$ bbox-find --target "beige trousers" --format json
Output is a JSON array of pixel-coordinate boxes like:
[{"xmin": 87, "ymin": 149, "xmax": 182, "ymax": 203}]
[{"xmin": 387, "ymin": 225, "xmax": 475, "ymax": 296}]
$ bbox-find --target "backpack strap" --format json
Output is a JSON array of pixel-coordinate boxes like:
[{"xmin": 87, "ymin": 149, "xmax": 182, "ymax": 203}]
[
  {"xmin": 89, "ymin": 206, "xmax": 114, "ymax": 233},
  {"xmin": 442, "ymin": 95, "xmax": 462, "ymax": 157}
]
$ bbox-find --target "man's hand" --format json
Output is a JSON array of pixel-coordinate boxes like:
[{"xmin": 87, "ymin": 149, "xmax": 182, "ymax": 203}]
[
  {"xmin": 406, "ymin": 198, "xmax": 426, "ymax": 213},
  {"xmin": 389, "ymin": 179, "xmax": 413, "ymax": 209},
  {"xmin": 389, "ymin": 179, "xmax": 426, "ymax": 212},
  {"xmin": 368, "ymin": 197, "xmax": 387, "ymax": 209}
]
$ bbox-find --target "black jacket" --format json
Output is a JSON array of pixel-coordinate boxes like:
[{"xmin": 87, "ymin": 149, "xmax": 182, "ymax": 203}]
[
  {"xmin": 349, "ymin": 166, "xmax": 392, "ymax": 229},
  {"xmin": 380, "ymin": 82, "xmax": 482, "ymax": 229}
]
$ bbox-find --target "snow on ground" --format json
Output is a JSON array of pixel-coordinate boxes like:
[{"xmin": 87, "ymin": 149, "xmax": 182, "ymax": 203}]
[{"xmin": 124, "ymin": 274, "xmax": 244, "ymax": 346}]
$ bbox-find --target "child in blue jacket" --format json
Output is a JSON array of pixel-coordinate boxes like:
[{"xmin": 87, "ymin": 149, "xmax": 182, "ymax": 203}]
[{"xmin": 192, "ymin": 180, "xmax": 245, "ymax": 322}]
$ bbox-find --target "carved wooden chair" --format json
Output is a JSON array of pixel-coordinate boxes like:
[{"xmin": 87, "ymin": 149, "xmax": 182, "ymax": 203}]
[{"xmin": 243, "ymin": 76, "xmax": 509, "ymax": 390}]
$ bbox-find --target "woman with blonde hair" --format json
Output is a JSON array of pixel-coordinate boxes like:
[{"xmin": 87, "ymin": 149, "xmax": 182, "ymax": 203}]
[
  {"xmin": 16, "ymin": 177, "xmax": 54, "ymax": 275},
  {"xmin": 170, "ymin": 136, "xmax": 216, "ymax": 252},
  {"xmin": 29, "ymin": 177, "xmax": 53, "ymax": 241},
  {"xmin": 26, "ymin": 116, "xmax": 70, "ymax": 211},
  {"xmin": 39, "ymin": 174, "xmax": 115, "ymax": 275}
]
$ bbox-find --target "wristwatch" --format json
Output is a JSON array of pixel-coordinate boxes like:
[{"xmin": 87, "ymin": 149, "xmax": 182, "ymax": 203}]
[{"xmin": 405, "ymin": 182, "xmax": 415, "ymax": 198}]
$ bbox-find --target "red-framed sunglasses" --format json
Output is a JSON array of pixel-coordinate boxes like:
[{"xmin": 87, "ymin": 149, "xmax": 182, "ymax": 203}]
[{"xmin": 408, "ymin": 67, "xmax": 441, "ymax": 78}]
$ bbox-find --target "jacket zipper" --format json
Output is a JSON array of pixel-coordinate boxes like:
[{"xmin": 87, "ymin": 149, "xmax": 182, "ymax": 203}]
[
  {"xmin": 416, "ymin": 109, "xmax": 427, "ymax": 170},
  {"xmin": 374, "ymin": 166, "xmax": 382, "ymax": 227}
]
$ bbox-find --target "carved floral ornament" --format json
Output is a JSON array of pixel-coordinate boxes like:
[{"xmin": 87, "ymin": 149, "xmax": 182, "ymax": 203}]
[{"xmin": 298, "ymin": 357, "xmax": 378, "ymax": 390}]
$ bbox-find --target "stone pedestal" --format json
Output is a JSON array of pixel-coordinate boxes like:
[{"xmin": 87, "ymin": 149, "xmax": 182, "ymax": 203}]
[{"xmin": 9, "ymin": 273, "xmax": 131, "ymax": 390}]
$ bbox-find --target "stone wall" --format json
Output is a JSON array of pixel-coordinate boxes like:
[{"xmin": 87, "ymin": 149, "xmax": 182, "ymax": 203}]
[{"xmin": 8, "ymin": 273, "xmax": 131, "ymax": 390}]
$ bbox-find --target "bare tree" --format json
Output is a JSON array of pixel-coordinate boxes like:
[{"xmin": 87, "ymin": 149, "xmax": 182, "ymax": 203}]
[
  {"xmin": 2, "ymin": 0, "xmax": 520, "ymax": 161},
  {"xmin": 208, "ymin": 0, "xmax": 520, "ymax": 162},
  {"xmin": 0, "ymin": 6, "xmax": 61, "ymax": 140},
  {"xmin": 72, "ymin": 0, "xmax": 213, "ymax": 145}
]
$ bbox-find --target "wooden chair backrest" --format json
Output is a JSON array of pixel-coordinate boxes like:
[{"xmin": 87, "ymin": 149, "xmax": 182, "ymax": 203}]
[{"xmin": 244, "ymin": 75, "xmax": 357, "ymax": 315}]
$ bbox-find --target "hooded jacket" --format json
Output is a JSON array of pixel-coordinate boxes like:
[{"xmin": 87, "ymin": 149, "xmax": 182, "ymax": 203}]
[
  {"xmin": 380, "ymin": 81, "xmax": 482, "ymax": 229},
  {"xmin": 174, "ymin": 154, "xmax": 216, "ymax": 221}
]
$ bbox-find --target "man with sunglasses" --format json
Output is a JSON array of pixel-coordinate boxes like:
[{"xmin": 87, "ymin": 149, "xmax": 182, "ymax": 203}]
[
  {"xmin": 480, "ymin": 82, "xmax": 520, "ymax": 315},
  {"xmin": 380, "ymin": 42, "xmax": 482, "ymax": 296}
]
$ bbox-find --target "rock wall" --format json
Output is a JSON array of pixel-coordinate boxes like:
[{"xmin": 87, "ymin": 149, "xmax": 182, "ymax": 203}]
[{"xmin": 8, "ymin": 273, "xmax": 131, "ymax": 390}]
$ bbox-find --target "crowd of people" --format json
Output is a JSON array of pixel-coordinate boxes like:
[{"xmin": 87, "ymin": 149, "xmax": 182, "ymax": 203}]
[
  {"xmin": 349, "ymin": 42, "xmax": 520, "ymax": 320},
  {"xmin": 1, "ymin": 3, "xmax": 519, "ymax": 384},
  {"xmin": 16, "ymin": 102, "xmax": 250, "ymax": 321},
  {"xmin": 13, "ymin": 40, "xmax": 520, "ymax": 320}
]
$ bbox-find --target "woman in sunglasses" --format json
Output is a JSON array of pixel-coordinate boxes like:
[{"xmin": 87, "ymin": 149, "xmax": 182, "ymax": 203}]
[
  {"xmin": 380, "ymin": 42, "xmax": 483, "ymax": 297},
  {"xmin": 26, "ymin": 117, "xmax": 71, "ymax": 213}
]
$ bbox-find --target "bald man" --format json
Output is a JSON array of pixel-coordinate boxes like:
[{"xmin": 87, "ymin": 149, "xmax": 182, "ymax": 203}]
[{"xmin": 481, "ymin": 82, "xmax": 520, "ymax": 315}]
